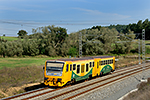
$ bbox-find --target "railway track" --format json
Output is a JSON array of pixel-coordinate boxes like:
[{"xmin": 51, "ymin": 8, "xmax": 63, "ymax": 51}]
[{"xmin": 2, "ymin": 63, "xmax": 150, "ymax": 100}]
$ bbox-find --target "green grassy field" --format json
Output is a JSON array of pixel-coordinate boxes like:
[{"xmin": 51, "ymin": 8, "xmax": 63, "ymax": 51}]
[
  {"xmin": 0, "ymin": 36, "xmax": 19, "ymax": 41},
  {"xmin": 0, "ymin": 57, "xmax": 60, "ymax": 69}
]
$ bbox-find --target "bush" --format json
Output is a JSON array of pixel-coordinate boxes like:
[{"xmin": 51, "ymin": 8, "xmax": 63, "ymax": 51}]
[
  {"xmin": 0, "ymin": 40, "xmax": 23, "ymax": 57},
  {"xmin": 45, "ymin": 46, "xmax": 57, "ymax": 57},
  {"xmin": 146, "ymin": 46, "xmax": 150, "ymax": 54},
  {"xmin": 68, "ymin": 47, "xmax": 77, "ymax": 57},
  {"xmin": 22, "ymin": 39, "xmax": 39, "ymax": 56}
]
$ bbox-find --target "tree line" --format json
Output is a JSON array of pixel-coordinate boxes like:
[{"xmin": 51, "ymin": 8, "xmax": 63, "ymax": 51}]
[
  {"xmin": 106, "ymin": 19, "xmax": 150, "ymax": 40},
  {"xmin": 1, "ymin": 19, "xmax": 150, "ymax": 57},
  {"xmin": 0, "ymin": 24, "xmax": 138, "ymax": 57}
]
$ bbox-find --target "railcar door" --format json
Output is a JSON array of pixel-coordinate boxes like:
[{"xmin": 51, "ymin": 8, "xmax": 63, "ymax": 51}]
[
  {"xmin": 93, "ymin": 59, "xmax": 98, "ymax": 77},
  {"xmin": 64, "ymin": 62, "xmax": 72, "ymax": 82}
]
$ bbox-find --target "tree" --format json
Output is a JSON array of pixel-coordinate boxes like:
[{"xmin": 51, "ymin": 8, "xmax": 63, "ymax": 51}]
[
  {"xmin": 22, "ymin": 38, "xmax": 39, "ymax": 56},
  {"xmin": 68, "ymin": 47, "xmax": 77, "ymax": 57},
  {"xmin": 114, "ymin": 30, "xmax": 135, "ymax": 54},
  {"xmin": 32, "ymin": 25, "xmax": 68, "ymax": 56},
  {"xmin": 74, "ymin": 28, "xmax": 119, "ymax": 55},
  {"xmin": 17, "ymin": 30, "xmax": 28, "ymax": 38},
  {"xmin": 91, "ymin": 26, "xmax": 101, "ymax": 31}
]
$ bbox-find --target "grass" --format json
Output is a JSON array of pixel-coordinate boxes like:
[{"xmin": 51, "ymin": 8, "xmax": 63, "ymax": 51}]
[
  {"xmin": 0, "ymin": 54, "xmax": 149, "ymax": 99},
  {"xmin": 0, "ymin": 66, "xmax": 43, "ymax": 87},
  {"xmin": 145, "ymin": 40, "xmax": 150, "ymax": 44},
  {"xmin": 0, "ymin": 56, "xmax": 61, "ymax": 69},
  {"xmin": 0, "ymin": 36, "xmax": 19, "ymax": 41},
  {"xmin": 0, "ymin": 66, "xmax": 43, "ymax": 99}
]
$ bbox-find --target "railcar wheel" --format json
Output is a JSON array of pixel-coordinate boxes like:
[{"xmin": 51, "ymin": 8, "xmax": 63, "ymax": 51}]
[
  {"xmin": 100, "ymin": 72, "xmax": 103, "ymax": 77},
  {"xmin": 97, "ymin": 74, "xmax": 99, "ymax": 77},
  {"xmin": 89, "ymin": 75, "xmax": 92, "ymax": 79},
  {"xmin": 111, "ymin": 69, "xmax": 115, "ymax": 72},
  {"xmin": 72, "ymin": 79, "xmax": 76, "ymax": 84}
]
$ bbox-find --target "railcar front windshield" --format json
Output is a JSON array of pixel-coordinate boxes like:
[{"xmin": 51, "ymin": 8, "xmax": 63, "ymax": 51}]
[{"xmin": 46, "ymin": 62, "xmax": 64, "ymax": 76}]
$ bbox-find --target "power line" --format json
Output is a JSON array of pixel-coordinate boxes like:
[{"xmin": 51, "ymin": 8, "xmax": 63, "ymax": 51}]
[{"xmin": 0, "ymin": 19, "xmax": 140, "ymax": 26}]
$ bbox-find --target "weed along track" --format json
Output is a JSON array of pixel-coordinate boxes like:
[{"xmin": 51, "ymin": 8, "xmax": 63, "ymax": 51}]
[
  {"xmin": 2, "ymin": 63, "xmax": 149, "ymax": 100},
  {"xmin": 1, "ymin": 87, "xmax": 49, "ymax": 100}
]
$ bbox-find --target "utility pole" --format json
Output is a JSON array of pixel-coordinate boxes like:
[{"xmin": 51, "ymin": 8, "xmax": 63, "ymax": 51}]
[
  {"xmin": 138, "ymin": 39, "xmax": 141, "ymax": 64},
  {"xmin": 142, "ymin": 29, "xmax": 145, "ymax": 80}
]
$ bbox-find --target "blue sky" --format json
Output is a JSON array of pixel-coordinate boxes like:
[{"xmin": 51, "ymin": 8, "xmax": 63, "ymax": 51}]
[{"xmin": 0, "ymin": 0, "xmax": 150, "ymax": 36}]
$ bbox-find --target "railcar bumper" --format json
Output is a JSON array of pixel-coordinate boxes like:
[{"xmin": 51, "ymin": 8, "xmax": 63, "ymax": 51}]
[{"xmin": 44, "ymin": 78, "xmax": 64, "ymax": 87}]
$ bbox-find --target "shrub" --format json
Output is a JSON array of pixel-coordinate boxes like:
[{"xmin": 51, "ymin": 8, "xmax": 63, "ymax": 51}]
[
  {"xmin": 68, "ymin": 47, "xmax": 77, "ymax": 57},
  {"xmin": 45, "ymin": 46, "xmax": 57, "ymax": 57},
  {"xmin": 146, "ymin": 46, "xmax": 150, "ymax": 54},
  {"xmin": 22, "ymin": 39, "xmax": 39, "ymax": 56}
]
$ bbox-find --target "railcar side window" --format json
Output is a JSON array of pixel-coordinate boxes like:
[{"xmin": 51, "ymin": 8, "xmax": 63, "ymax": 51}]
[
  {"xmin": 77, "ymin": 65, "xmax": 80, "ymax": 74},
  {"xmin": 66, "ymin": 64, "xmax": 68, "ymax": 72},
  {"xmin": 99, "ymin": 61, "xmax": 101, "ymax": 66},
  {"xmin": 73, "ymin": 64, "xmax": 76, "ymax": 70},
  {"xmin": 90, "ymin": 62, "xmax": 92, "ymax": 67},
  {"xmin": 70, "ymin": 64, "xmax": 72, "ymax": 71},
  {"xmin": 101, "ymin": 61, "xmax": 103, "ymax": 65},
  {"xmin": 112, "ymin": 59, "xmax": 113, "ymax": 64},
  {"xmin": 86, "ymin": 64, "xmax": 88, "ymax": 72},
  {"xmin": 93, "ymin": 61, "xmax": 94, "ymax": 67}
]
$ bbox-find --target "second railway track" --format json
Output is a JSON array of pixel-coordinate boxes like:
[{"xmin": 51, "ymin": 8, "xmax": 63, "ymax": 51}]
[
  {"xmin": 2, "ymin": 63, "xmax": 150, "ymax": 100},
  {"xmin": 45, "ymin": 65, "xmax": 150, "ymax": 100}
]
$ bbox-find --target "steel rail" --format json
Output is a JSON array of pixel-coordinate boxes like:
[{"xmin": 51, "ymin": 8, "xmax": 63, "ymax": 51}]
[
  {"xmin": 2, "ymin": 87, "xmax": 49, "ymax": 100},
  {"xmin": 44, "ymin": 65, "xmax": 150, "ymax": 100},
  {"xmin": 2, "ymin": 63, "xmax": 150, "ymax": 100},
  {"xmin": 64, "ymin": 66, "xmax": 150, "ymax": 100}
]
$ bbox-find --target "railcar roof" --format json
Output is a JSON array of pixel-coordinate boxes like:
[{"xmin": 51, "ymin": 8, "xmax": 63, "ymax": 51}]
[{"xmin": 55, "ymin": 56, "xmax": 113, "ymax": 62}]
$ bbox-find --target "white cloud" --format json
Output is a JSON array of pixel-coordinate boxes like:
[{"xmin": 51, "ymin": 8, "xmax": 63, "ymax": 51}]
[{"xmin": 72, "ymin": 7, "xmax": 131, "ymax": 20}]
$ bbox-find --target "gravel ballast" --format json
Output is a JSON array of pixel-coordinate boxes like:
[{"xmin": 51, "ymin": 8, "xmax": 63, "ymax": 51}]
[{"xmin": 74, "ymin": 67, "xmax": 150, "ymax": 100}]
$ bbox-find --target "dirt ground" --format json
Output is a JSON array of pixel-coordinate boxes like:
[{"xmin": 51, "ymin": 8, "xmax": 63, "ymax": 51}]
[
  {"xmin": 0, "ymin": 82, "xmax": 44, "ymax": 99},
  {"xmin": 123, "ymin": 78, "xmax": 150, "ymax": 100}
]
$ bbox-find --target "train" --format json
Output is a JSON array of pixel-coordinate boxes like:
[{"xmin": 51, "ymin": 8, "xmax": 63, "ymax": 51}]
[{"xmin": 44, "ymin": 56, "xmax": 115, "ymax": 87}]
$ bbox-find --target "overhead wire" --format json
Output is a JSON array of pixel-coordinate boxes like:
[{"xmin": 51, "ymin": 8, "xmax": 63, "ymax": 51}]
[
  {"xmin": 0, "ymin": 19, "xmax": 141, "ymax": 35},
  {"xmin": 0, "ymin": 19, "xmax": 137, "ymax": 26}
]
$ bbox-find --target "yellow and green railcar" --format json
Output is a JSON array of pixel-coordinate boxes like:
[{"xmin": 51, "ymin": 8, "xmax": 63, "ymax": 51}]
[{"xmin": 44, "ymin": 56, "xmax": 115, "ymax": 87}]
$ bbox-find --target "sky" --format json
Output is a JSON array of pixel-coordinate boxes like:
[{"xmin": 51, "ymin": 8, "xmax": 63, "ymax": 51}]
[{"xmin": 0, "ymin": 0, "xmax": 150, "ymax": 36}]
